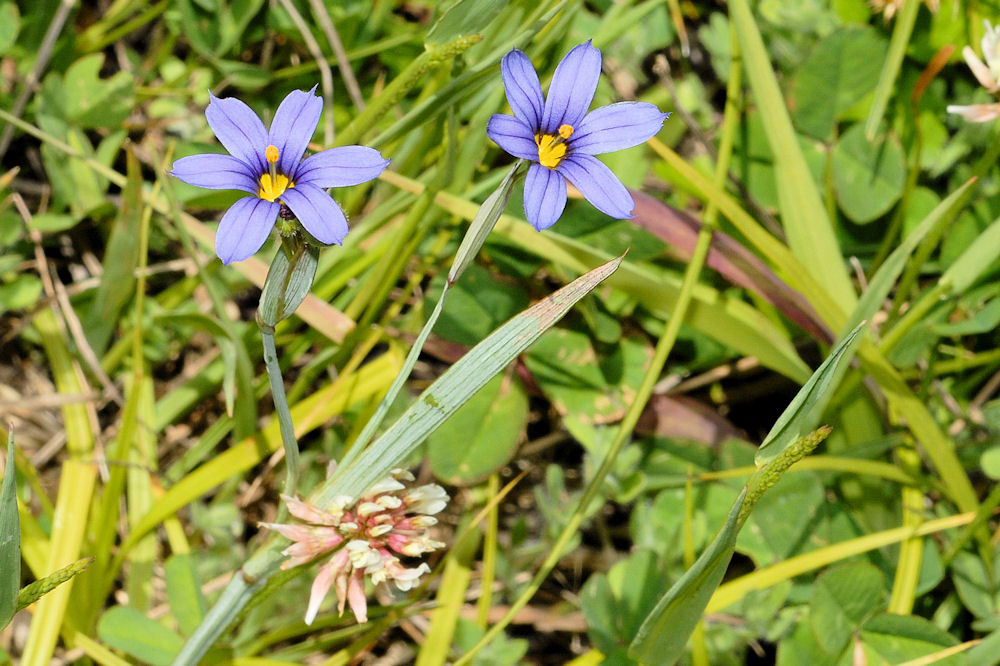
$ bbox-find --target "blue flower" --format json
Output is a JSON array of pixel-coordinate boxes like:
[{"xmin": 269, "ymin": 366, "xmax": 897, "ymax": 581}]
[
  {"xmin": 486, "ymin": 42, "xmax": 669, "ymax": 231},
  {"xmin": 171, "ymin": 87, "xmax": 390, "ymax": 264}
]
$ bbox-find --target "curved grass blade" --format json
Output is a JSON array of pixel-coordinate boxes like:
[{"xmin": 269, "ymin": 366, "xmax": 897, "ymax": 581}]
[
  {"xmin": 325, "ymin": 253, "xmax": 625, "ymax": 500},
  {"xmin": 629, "ymin": 489, "xmax": 746, "ymax": 664}
]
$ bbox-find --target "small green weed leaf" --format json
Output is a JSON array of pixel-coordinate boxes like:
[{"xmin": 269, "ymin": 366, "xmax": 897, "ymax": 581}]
[
  {"xmin": 755, "ymin": 322, "xmax": 866, "ymax": 466},
  {"xmin": 629, "ymin": 489, "xmax": 746, "ymax": 664},
  {"xmin": 790, "ymin": 25, "xmax": 887, "ymax": 140},
  {"xmin": 453, "ymin": 617, "xmax": 528, "ymax": 665},
  {"xmin": 0, "ymin": 431, "xmax": 19, "ymax": 629},
  {"xmin": 62, "ymin": 54, "xmax": 135, "ymax": 129},
  {"xmin": 427, "ymin": 264, "xmax": 529, "ymax": 346},
  {"xmin": 323, "ymin": 254, "xmax": 625, "ymax": 503},
  {"xmin": 426, "ymin": 0, "xmax": 505, "ymax": 46},
  {"xmin": 0, "ymin": 275, "xmax": 42, "ymax": 315},
  {"xmin": 582, "ymin": 550, "xmax": 668, "ymax": 664},
  {"xmin": 951, "ymin": 549, "xmax": 1000, "ymax": 620},
  {"xmin": 832, "ymin": 124, "xmax": 906, "ymax": 224},
  {"xmin": 776, "ymin": 613, "xmax": 840, "ymax": 666},
  {"xmin": 428, "ymin": 372, "xmax": 527, "ymax": 485},
  {"xmin": 858, "ymin": 613, "xmax": 963, "ymax": 665},
  {"xmin": 98, "ymin": 606, "xmax": 184, "ymax": 666},
  {"xmin": 809, "ymin": 563, "xmax": 885, "ymax": 654},
  {"xmin": 981, "ymin": 447, "xmax": 1000, "ymax": 480},
  {"xmin": 27, "ymin": 213, "xmax": 77, "ymax": 233},
  {"xmin": 165, "ymin": 554, "xmax": 206, "ymax": 636},
  {"xmin": 0, "ymin": 3, "xmax": 20, "ymax": 55}
]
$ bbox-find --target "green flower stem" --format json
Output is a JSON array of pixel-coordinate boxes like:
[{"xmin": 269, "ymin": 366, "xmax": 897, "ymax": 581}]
[{"xmin": 259, "ymin": 324, "xmax": 299, "ymax": 520}]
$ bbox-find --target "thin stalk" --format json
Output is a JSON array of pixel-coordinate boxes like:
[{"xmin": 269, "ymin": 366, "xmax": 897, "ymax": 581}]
[{"xmin": 260, "ymin": 326, "xmax": 299, "ymax": 521}]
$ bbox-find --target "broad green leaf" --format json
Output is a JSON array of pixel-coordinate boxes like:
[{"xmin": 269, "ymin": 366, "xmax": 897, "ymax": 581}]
[
  {"xmin": 323, "ymin": 254, "xmax": 625, "ymax": 502},
  {"xmin": 427, "ymin": 372, "xmax": 527, "ymax": 485},
  {"xmin": 97, "ymin": 606, "xmax": 184, "ymax": 666},
  {"xmin": 0, "ymin": 431, "xmax": 19, "ymax": 629},
  {"xmin": 755, "ymin": 322, "xmax": 866, "ymax": 465},
  {"xmin": 832, "ymin": 124, "xmax": 906, "ymax": 224},
  {"xmin": 628, "ymin": 489, "xmax": 745, "ymax": 664},
  {"xmin": 809, "ymin": 563, "xmax": 885, "ymax": 654},
  {"xmin": 165, "ymin": 554, "xmax": 206, "ymax": 636},
  {"xmin": 790, "ymin": 25, "xmax": 887, "ymax": 140}
]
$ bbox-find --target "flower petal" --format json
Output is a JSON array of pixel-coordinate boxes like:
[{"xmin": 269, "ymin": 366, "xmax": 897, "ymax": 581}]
[
  {"xmin": 541, "ymin": 41, "xmax": 602, "ymax": 134},
  {"xmin": 558, "ymin": 154, "xmax": 634, "ymax": 219},
  {"xmin": 170, "ymin": 153, "xmax": 259, "ymax": 193},
  {"xmin": 486, "ymin": 114, "xmax": 538, "ymax": 160},
  {"xmin": 215, "ymin": 196, "xmax": 280, "ymax": 264},
  {"xmin": 501, "ymin": 49, "xmax": 544, "ymax": 128},
  {"xmin": 571, "ymin": 103, "xmax": 669, "ymax": 155},
  {"xmin": 523, "ymin": 163, "xmax": 567, "ymax": 230},
  {"xmin": 269, "ymin": 87, "xmax": 323, "ymax": 177},
  {"xmin": 281, "ymin": 182, "xmax": 349, "ymax": 245},
  {"xmin": 305, "ymin": 561, "xmax": 336, "ymax": 625},
  {"xmin": 206, "ymin": 93, "xmax": 268, "ymax": 173},
  {"xmin": 295, "ymin": 146, "xmax": 390, "ymax": 187},
  {"xmin": 946, "ymin": 103, "xmax": 1000, "ymax": 122}
]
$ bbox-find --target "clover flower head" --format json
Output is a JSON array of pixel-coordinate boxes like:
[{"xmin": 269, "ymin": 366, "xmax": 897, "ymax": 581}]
[
  {"xmin": 170, "ymin": 87, "xmax": 390, "ymax": 264},
  {"xmin": 260, "ymin": 468, "xmax": 448, "ymax": 624},
  {"xmin": 486, "ymin": 41, "xmax": 669, "ymax": 231},
  {"xmin": 948, "ymin": 21, "xmax": 1000, "ymax": 123}
]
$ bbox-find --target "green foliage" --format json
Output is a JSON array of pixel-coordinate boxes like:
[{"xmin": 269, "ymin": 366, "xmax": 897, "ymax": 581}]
[{"xmin": 4, "ymin": 0, "xmax": 1000, "ymax": 664}]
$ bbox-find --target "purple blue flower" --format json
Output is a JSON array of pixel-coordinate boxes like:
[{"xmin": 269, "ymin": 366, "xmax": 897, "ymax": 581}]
[
  {"xmin": 171, "ymin": 87, "xmax": 390, "ymax": 264},
  {"xmin": 486, "ymin": 41, "xmax": 669, "ymax": 231}
]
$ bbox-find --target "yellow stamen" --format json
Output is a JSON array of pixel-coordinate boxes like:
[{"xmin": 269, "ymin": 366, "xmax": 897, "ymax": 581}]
[
  {"xmin": 535, "ymin": 133, "xmax": 568, "ymax": 169},
  {"xmin": 558, "ymin": 124, "xmax": 574, "ymax": 139},
  {"xmin": 258, "ymin": 173, "xmax": 293, "ymax": 202},
  {"xmin": 265, "ymin": 145, "xmax": 280, "ymax": 164}
]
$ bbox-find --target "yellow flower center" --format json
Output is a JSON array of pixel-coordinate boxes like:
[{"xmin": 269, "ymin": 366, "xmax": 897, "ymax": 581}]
[
  {"xmin": 536, "ymin": 124, "xmax": 574, "ymax": 169},
  {"xmin": 258, "ymin": 173, "xmax": 293, "ymax": 202},
  {"xmin": 258, "ymin": 144, "xmax": 294, "ymax": 202}
]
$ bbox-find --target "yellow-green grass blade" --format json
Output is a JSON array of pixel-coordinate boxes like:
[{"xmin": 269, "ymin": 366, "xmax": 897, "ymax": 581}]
[
  {"xmin": 20, "ymin": 309, "xmax": 97, "ymax": 666},
  {"xmin": 728, "ymin": 0, "xmax": 857, "ymax": 310}
]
